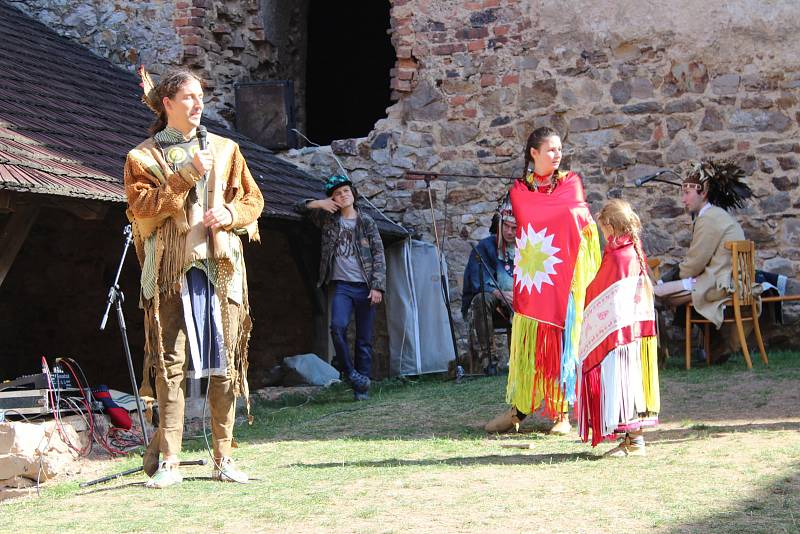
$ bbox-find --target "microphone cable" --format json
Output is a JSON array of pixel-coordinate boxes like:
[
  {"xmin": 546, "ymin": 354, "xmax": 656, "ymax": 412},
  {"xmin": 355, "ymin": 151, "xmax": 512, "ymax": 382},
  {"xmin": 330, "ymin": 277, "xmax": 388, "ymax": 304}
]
[{"xmin": 196, "ymin": 126, "xmax": 225, "ymax": 476}]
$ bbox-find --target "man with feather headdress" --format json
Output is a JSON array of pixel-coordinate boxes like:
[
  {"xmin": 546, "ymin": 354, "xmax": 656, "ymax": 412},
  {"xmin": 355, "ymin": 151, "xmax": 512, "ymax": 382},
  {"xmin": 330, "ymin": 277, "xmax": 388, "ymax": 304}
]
[{"xmin": 653, "ymin": 159, "xmax": 753, "ymax": 362}]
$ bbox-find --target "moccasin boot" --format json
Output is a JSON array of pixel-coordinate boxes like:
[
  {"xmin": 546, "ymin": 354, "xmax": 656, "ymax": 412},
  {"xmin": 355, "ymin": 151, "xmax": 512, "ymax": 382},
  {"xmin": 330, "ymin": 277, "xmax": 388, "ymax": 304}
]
[
  {"xmin": 484, "ymin": 408, "xmax": 521, "ymax": 433},
  {"xmin": 212, "ymin": 457, "xmax": 249, "ymax": 484},
  {"xmin": 142, "ymin": 431, "xmax": 161, "ymax": 477},
  {"xmin": 549, "ymin": 416, "xmax": 572, "ymax": 435},
  {"xmin": 604, "ymin": 436, "xmax": 646, "ymax": 458}
]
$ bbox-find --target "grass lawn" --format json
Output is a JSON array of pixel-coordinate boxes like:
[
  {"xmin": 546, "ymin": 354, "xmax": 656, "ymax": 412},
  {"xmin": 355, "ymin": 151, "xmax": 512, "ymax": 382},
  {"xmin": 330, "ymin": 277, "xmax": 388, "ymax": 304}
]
[{"xmin": 2, "ymin": 351, "xmax": 798, "ymax": 533}]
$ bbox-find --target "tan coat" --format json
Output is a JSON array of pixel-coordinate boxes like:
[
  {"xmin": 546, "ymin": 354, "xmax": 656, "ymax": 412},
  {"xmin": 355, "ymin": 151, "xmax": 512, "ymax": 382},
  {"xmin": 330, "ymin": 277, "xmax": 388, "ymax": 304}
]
[
  {"xmin": 123, "ymin": 132, "xmax": 264, "ymax": 402},
  {"xmin": 679, "ymin": 205, "xmax": 744, "ymax": 327}
]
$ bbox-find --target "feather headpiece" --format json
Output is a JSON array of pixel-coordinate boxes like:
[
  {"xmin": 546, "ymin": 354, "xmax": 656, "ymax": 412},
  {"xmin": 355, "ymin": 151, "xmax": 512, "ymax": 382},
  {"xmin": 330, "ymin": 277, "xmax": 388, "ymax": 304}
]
[
  {"xmin": 138, "ymin": 65, "xmax": 159, "ymax": 114},
  {"xmin": 684, "ymin": 159, "xmax": 752, "ymax": 211}
]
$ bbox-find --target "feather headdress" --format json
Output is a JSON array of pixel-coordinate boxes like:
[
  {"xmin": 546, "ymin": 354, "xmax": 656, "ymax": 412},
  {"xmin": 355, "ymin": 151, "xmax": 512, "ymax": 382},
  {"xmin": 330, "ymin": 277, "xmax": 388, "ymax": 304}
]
[
  {"xmin": 684, "ymin": 159, "xmax": 752, "ymax": 211},
  {"xmin": 138, "ymin": 65, "xmax": 159, "ymax": 114}
]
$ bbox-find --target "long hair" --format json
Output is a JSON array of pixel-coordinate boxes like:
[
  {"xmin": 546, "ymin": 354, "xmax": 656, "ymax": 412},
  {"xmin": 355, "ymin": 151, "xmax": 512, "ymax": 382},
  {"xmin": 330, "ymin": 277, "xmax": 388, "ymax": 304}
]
[
  {"xmin": 521, "ymin": 126, "xmax": 560, "ymax": 181},
  {"xmin": 147, "ymin": 68, "xmax": 203, "ymax": 136},
  {"xmin": 597, "ymin": 199, "xmax": 648, "ymax": 276}
]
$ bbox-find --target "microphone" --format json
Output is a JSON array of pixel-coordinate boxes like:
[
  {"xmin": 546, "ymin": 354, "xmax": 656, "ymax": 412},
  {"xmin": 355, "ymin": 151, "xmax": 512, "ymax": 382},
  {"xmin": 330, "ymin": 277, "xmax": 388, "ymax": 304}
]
[
  {"xmin": 196, "ymin": 125, "xmax": 208, "ymax": 150},
  {"xmin": 634, "ymin": 170, "xmax": 668, "ymax": 187}
]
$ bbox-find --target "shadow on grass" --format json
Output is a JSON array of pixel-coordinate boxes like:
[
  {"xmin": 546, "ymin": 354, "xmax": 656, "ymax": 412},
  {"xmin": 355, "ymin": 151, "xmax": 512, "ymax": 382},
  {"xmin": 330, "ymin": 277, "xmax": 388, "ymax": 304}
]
[
  {"xmin": 287, "ymin": 451, "xmax": 600, "ymax": 469},
  {"xmin": 666, "ymin": 463, "xmax": 800, "ymax": 533},
  {"xmin": 649, "ymin": 420, "xmax": 800, "ymax": 446}
]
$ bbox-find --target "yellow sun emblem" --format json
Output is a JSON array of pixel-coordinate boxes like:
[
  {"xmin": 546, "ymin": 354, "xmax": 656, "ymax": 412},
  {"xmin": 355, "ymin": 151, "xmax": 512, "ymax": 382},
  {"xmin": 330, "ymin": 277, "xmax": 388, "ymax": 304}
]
[{"xmin": 514, "ymin": 224, "xmax": 563, "ymax": 293}]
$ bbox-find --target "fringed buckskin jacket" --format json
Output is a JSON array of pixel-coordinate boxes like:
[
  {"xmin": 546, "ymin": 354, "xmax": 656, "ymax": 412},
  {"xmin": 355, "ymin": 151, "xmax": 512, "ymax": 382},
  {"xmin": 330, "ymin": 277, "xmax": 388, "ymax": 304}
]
[{"xmin": 123, "ymin": 130, "xmax": 264, "ymax": 408}]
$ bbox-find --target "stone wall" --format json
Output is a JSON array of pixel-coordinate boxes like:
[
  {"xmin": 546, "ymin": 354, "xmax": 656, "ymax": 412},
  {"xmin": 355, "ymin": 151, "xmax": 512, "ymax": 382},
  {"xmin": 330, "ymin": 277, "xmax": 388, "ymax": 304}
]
[
  {"xmin": 282, "ymin": 0, "xmax": 800, "ymax": 346},
  {"xmin": 11, "ymin": 0, "xmax": 800, "ymax": 353},
  {"xmin": 10, "ymin": 0, "xmax": 305, "ymax": 127}
]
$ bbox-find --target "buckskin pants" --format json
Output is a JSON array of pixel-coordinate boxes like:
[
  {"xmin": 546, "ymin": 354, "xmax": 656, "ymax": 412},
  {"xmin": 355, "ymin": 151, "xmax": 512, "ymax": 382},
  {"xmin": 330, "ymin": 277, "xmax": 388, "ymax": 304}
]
[{"xmin": 154, "ymin": 289, "xmax": 238, "ymax": 459}]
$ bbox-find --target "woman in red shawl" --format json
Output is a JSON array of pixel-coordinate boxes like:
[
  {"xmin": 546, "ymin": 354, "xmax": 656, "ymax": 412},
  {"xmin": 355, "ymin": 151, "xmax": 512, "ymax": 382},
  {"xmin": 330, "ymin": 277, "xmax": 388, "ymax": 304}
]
[
  {"xmin": 577, "ymin": 199, "xmax": 660, "ymax": 456},
  {"xmin": 485, "ymin": 127, "xmax": 601, "ymax": 435}
]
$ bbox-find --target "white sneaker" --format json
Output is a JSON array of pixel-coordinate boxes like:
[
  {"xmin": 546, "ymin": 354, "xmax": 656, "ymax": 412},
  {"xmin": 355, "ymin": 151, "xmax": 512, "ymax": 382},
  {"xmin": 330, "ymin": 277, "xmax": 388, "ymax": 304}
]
[
  {"xmin": 145, "ymin": 461, "xmax": 182, "ymax": 489},
  {"xmin": 211, "ymin": 457, "xmax": 249, "ymax": 484}
]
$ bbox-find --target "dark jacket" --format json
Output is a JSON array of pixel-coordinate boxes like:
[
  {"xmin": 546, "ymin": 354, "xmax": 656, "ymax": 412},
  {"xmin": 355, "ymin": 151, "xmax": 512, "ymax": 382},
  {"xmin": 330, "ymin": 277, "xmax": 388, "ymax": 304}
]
[
  {"xmin": 461, "ymin": 234, "xmax": 501, "ymax": 317},
  {"xmin": 295, "ymin": 200, "xmax": 386, "ymax": 292}
]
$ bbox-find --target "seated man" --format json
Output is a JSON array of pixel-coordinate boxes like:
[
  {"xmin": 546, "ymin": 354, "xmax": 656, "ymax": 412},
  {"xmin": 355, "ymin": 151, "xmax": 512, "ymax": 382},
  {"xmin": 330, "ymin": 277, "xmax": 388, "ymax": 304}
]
[
  {"xmin": 461, "ymin": 198, "xmax": 516, "ymax": 375},
  {"xmin": 653, "ymin": 160, "xmax": 752, "ymax": 364}
]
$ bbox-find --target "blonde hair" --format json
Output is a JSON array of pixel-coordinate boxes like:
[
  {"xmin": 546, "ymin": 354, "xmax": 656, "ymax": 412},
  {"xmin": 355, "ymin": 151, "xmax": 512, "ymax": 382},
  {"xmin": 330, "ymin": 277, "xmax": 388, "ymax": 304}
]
[{"xmin": 597, "ymin": 199, "xmax": 647, "ymax": 274}]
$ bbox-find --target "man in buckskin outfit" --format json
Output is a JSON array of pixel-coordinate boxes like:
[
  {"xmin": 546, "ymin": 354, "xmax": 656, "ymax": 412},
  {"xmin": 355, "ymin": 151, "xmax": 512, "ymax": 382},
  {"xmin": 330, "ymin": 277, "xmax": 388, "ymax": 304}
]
[{"xmin": 124, "ymin": 67, "xmax": 263, "ymax": 488}]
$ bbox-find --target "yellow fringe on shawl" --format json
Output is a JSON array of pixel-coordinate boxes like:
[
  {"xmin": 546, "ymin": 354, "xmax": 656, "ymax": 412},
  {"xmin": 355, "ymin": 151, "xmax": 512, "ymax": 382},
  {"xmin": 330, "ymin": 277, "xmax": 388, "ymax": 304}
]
[
  {"xmin": 506, "ymin": 313, "xmax": 538, "ymax": 414},
  {"xmin": 565, "ymin": 223, "xmax": 601, "ymax": 363},
  {"xmin": 506, "ymin": 315, "xmax": 568, "ymax": 415},
  {"xmin": 641, "ymin": 335, "xmax": 660, "ymax": 413}
]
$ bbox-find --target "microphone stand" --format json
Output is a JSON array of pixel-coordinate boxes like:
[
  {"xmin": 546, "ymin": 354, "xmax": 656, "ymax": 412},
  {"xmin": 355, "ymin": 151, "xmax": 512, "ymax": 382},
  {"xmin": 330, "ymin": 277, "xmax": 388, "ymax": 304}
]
[
  {"xmin": 83, "ymin": 224, "xmax": 155, "ymax": 488},
  {"xmin": 99, "ymin": 224, "xmax": 149, "ymax": 445}
]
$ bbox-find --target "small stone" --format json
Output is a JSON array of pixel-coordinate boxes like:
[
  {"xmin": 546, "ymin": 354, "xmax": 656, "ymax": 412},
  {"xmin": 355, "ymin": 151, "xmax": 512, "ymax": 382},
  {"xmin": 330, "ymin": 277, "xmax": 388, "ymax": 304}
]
[
  {"xmin": 520, "ymin": 79, "xmax": 558, "ymax": 108},
  {"xmin": 630, "ymin": 77, "xmax": 654, "ymax": 99},
  {"xmin": 729, "ymin": 110, "xmax": 792, "ymax": 132},
  {"xmin": 666, "ymin": 134, "xmax": 701, "ymax": 164},
  {"xmin": 371, "ymin": 132, "xmax": 392, "ymax": 149},
  {"xmin": 641, "ymin": 225, "xmax": 675, "ymax": 254},
  {"xmin": 568, "ymin": 129, "xmax": 617, "ymax": 147},
  {"xmin": 741, "ymin": 95, "xmax": 773, "ymax": 109},
  {"xmin": 404, "ymin": 81, "xmax": 447, "ymax": 121},
  {"xmin": 569, "ymin": 117, "xmax": 599, "ymax": 132},
  {"xmin": 734, "ymin": 154, "xmax": 757, "ymax": 174},
  {"xmin": 518, "ymin": 55, "xmax": 540, "ymax": 70},
  {"xmin": 743, "ymin": 220, "xmax": 779, "ymax": 245},
  {"xmin": 610, "ymin": 81, "xmax": 631, "ymax": 104},
  {"xmin": 470, "ymin": 9, "xmax": 497, "ymax": 27},
  {"xmin": 331, "ymin": 138, "xmax": 358, "ymax": 156},
  {"xmin": 446, "ymin": 187, "xmax": 485, "ymax": 204},
  {"xmin": 620, "ymin": 119, "xmax": 653, "ymax": 142},
  {"xmin": 371, "ymin": 149, "xmax": 391, "ymax": 165},
  {"xmin": 778, "ymin": 156, "xmax": 799, "ymax": 170},
  {"xmin": 782, "ymin": 219, "xmax": 800, "ymax": 244},
  {"xmin": 621, "ymin": 101, "xmax": 662, "ymax": 114},
  {"xmin": 637, "ymin": 151, "xmax": 664, "ymax": 166},
  {"xmin": 700, "ymin": 107, "xmax": 724, "ymax": 131},
  {"xmin": 759, "ymin": 193, "xmax": 791, "ymax": 213},
  {"xmin": 490, "ymin": 116, "xmax": 511, "ymax": 127},
  {"xmin": 606, "ymin": 149, "xmax": 634, "ymax": 169},
  {"xmin": 669, "ymin": 61, "xmax": 709, "ymax": 93},
  {"xmin": 759, "ymin": 142, "xmax": 800, "ymax": 154},
  {"xmin": 711, "ymin": 74, "xmax": 740, "ymax": 95},
  {"xmin": 440, "ymin": 122, "xmax": 480, "ymax": 146},
  {"xmin": 762, "ymin": 257, "xmax": 794, "ymax": 277},
  {"xmin": 664, "ymin": 98, "xmax": 702, "ymax": 114},
  {"xmin": 701, "ymin": 138, "xmax": 735, "ymax": 153},
  {"xmin": 665, "ymin": 117, "xmax": 690, "ymax": 138}
]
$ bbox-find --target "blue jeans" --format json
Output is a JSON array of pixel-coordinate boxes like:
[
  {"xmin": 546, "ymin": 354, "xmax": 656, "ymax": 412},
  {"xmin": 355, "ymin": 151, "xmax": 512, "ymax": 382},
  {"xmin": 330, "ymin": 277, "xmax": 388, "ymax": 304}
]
[{"xmin": 330, "ymin": 281, "xmax": 375, "ymax": 378}]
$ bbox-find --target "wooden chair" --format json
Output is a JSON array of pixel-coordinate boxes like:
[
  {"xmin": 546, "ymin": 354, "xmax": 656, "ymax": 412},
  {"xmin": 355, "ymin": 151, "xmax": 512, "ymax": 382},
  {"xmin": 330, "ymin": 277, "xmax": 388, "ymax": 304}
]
[{"xmin": 684, "ymin": 240, "xmax": 768, "ymax": 370}]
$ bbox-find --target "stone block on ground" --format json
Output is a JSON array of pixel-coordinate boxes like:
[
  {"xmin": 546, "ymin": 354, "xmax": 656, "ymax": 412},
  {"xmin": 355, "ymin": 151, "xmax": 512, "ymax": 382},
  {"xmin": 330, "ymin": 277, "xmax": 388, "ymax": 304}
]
[
  {"xmin": 282, "ymin": 353, "xmax": 341, "ymax": 386},
  {"xmin": 0, "ymin": 420, "xmax": 84, "ymax": 483}
]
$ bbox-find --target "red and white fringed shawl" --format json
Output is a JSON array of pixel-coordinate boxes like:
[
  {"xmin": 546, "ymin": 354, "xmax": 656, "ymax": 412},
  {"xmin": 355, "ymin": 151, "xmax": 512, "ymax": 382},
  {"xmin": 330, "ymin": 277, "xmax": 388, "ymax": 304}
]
[{"xmin": 577, "ymin": 235, "xmax": 660, "ymax": 446}]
